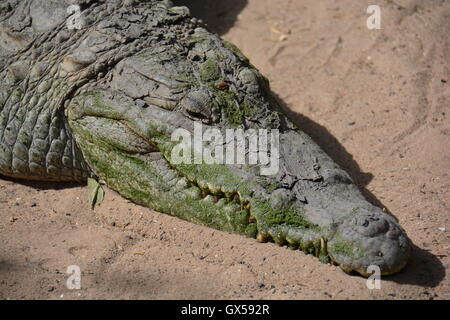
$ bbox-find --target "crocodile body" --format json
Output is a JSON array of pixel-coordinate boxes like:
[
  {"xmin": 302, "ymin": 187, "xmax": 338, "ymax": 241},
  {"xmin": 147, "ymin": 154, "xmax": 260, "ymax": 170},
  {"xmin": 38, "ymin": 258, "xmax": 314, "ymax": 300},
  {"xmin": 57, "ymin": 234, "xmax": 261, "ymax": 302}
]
[{"xmin": 0, "ymin": 0, "xmax": 411, "ymax": 276}]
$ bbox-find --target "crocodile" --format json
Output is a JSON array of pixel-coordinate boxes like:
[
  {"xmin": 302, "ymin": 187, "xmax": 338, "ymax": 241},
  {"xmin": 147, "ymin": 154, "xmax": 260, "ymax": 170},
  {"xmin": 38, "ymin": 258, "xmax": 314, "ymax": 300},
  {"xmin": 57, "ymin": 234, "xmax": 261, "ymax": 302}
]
[{"xmin": 0, "ymin": 0, "xmax": 411, "ymax": 276}]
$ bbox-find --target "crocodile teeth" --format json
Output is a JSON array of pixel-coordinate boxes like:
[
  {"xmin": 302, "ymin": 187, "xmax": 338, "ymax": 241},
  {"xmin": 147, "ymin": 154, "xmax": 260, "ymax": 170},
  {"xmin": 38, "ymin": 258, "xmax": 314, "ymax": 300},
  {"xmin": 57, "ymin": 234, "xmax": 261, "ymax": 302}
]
[
  {"xmin": 256, "ymin": 233, "xmax": 269, "ymax": 243},
  {"xmin": 201, "ymin": 195, "xmax": 216, "ymax": 204},
  {"xmin": 216, "ymin": 198, "xmax": 227, "ymax": 207},
  {"xmin": 286, "ymin": 237, "xmax": 300, "ymax": 250}
]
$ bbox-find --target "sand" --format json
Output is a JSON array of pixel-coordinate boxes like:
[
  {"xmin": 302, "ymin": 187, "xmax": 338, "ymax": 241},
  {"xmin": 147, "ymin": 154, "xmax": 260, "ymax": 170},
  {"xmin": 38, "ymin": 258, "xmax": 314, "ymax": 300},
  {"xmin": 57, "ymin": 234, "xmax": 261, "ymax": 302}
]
[{"xmin": 0, "ymin": 0, "xmax": 448, "ymax": 299}]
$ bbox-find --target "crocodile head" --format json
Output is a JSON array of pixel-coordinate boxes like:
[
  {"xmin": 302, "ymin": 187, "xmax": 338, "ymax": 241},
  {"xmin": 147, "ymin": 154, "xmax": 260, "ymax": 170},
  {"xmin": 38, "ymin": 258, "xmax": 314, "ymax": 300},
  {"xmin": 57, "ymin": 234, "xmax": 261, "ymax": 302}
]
[
  {"xmin": 5, "ymin": 0, "xmax": 408, "ymax": 276},
  {"xmin": 64, "ymin": 10, "xmax": 410, "ymax": 276}
]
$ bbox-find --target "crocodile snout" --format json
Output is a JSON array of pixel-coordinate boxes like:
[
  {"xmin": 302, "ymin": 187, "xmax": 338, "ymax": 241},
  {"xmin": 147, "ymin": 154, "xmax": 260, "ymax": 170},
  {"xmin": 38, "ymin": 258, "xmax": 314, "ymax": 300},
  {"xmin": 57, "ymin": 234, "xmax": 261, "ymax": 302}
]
[{"xmin": 328, "ymin": 209, "xmax": 411, "ymax": 276}]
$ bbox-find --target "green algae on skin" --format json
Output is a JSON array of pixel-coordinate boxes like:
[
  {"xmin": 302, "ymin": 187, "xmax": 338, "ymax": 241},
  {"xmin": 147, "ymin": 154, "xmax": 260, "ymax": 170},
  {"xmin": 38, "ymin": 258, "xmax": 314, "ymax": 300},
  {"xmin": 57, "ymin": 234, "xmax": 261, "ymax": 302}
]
[
  {"xmin": 73, "ymin": 120, "xmax": 259, "ymax": 236},
  {"xmin": 175, "ymin": 73, "xmax": 197, "ymax": 88},
  {"xmin": 329, "ymin": 238, "xmax": 365, "ymax": 260},
  {"xmin": 73, "ymin": 126, "xmax": 259, "ymax": 237},
  {"xmin": 200, "ymin": 59, "xmax": 221, "ymax": 83},
  {"xmin": 213, "ymin": 89, "xmax": 259, "ymax": 127},
  {"xmin": 265, "ymin": 182, "xmax": 282, "ymax": 194},
  {"xmin": 254, "ymin": 201, "xmax": 318, "ymax": 230}
]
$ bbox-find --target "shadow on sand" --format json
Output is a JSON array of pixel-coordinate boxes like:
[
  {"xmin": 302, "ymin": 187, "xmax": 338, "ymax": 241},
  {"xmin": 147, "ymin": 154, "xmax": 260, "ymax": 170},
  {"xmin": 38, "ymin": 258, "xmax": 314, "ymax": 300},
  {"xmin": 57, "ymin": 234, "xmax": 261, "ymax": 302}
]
[
  {"xmin": 173, "ymin": 0, "xmax": 248, "ymax": 35},
  {"xmin": 0, "ymin": 173, "xmax": 82, "ymax": 190}
]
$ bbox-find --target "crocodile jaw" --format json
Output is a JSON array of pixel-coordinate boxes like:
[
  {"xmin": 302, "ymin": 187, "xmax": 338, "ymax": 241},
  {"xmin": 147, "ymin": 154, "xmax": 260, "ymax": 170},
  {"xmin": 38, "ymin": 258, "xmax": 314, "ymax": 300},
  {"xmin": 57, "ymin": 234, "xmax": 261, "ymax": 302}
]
[{"xmin": 67, "ymin": 89, "xmax": 411, "ymax": 277}]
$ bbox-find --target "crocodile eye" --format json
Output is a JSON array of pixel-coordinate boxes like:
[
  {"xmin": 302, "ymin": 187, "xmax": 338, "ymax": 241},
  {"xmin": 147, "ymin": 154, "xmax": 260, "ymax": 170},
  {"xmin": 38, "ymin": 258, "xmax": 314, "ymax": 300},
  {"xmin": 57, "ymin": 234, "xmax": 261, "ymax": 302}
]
[
  {"xmin": 238, "ymin": 67, "xmax": 265, "ymax": 95},
  {"xmin": 179, "ymin": 90, "xmax": 213, "ymax": 123}
]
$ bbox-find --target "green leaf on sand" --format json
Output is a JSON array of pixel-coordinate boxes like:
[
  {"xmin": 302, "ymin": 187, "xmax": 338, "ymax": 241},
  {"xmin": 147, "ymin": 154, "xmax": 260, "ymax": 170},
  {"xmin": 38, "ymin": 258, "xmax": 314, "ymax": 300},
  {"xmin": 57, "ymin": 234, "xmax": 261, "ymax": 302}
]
[{"xmin": 87, "ymin": 178, "xmax": 104, "ymax": 209}]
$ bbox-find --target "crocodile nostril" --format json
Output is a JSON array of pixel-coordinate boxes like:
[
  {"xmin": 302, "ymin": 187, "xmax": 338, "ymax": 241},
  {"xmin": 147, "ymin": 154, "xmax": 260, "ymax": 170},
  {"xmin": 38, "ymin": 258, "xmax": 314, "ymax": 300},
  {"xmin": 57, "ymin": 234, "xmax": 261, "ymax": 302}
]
[{"xmin": 354, "ymin": 214, "xmax": 389, "ymax": 237}]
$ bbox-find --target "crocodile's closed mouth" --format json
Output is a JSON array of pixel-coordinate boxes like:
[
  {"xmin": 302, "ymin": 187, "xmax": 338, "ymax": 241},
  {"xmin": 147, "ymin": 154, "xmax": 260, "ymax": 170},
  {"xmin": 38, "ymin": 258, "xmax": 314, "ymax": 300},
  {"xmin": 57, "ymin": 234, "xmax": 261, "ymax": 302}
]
[{"xmin": 0, "ymin": 0, "xmax": 411, "ymax": 276}]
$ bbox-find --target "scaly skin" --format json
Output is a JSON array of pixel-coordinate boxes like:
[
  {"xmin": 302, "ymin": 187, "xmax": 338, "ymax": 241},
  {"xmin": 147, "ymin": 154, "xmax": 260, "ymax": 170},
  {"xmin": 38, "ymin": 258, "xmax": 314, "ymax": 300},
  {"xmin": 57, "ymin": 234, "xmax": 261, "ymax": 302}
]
[{"xmin": 0, "ymin": 0, "xmax": 411, "ymax": 276}]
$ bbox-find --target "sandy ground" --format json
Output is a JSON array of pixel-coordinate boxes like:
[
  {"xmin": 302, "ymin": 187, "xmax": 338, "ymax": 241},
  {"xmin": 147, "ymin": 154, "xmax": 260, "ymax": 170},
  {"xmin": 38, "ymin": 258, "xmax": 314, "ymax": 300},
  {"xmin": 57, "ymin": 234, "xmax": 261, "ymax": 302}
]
[{"xmin": 1, "ymin": 0, "xmax": 449, "ymax": 300}]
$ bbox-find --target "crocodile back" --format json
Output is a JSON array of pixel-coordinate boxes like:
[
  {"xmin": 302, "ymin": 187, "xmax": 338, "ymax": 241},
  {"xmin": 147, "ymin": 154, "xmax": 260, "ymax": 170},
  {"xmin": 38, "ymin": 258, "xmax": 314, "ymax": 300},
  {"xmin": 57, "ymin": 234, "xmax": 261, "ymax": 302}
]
[
  {"xmin": 0, "ymin": 0, "xmax": 204, "ymax": 182},
  {"xmin": 0, "ymin": 0, "xmax": 92, "ymax": 181},
  {"xmin": 0, "ymin": 0, "xmax": 178, "ymax": 181}
]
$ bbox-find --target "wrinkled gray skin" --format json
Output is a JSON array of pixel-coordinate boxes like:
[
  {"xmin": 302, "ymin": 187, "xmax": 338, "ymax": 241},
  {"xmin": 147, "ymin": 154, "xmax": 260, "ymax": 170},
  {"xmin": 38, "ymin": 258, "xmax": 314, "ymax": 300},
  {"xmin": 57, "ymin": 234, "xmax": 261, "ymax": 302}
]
[{"xmin": 0, "ymin": 0, "xmax": 411, "ymax": 276}]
